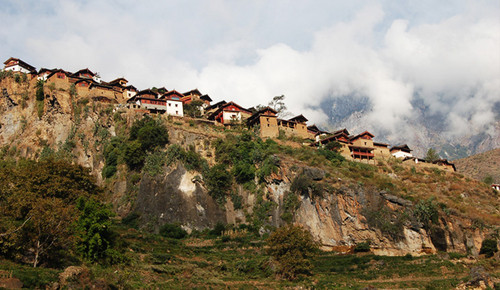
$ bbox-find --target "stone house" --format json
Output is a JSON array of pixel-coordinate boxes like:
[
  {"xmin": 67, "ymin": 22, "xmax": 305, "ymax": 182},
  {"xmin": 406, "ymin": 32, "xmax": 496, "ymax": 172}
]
[{"xmin": 247, "ymin": 107, "xmax": 279, "ymax": 138}]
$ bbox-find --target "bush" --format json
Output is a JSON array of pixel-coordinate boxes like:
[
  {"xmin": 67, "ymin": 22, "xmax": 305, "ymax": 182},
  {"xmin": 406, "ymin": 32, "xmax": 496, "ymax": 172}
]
[
  {"xmin": 124, "ymin": 140, "xmax": 145, "ymax": 170},
  {"xmin": 102, "ymin": 165, "xmax": 117, "ymax": 178},
  {"xmin": 210, "ymin": 222, "xmax": 226, "ymax": 237},
  {"xmin": 75, "ymin": 197, "xmax": 116, "ymax": 263},
  {"xmin": 354, "ymin": 241, "xmax": 371, "ymax": 252},
  {"xmin": 129, "ymin": 115, "xmax": 169, "ymax": 152},
  {"xmin": 266, "ymin": 225, "xmax": 318, "ymax": 280},
  {"xmin": 479, "ymin": 238, "xmax": 498, "ymax": 258},
  {"xmin": 204, "ymin": 164, "xmax": 233, "ymax": 204},
  {"xmin": 413, "ymin": 198, "xmax": 439, "ymax": 230},
  {"xmin": 159, "ymin": 223, "xmax": 188, "ymax": 239}
]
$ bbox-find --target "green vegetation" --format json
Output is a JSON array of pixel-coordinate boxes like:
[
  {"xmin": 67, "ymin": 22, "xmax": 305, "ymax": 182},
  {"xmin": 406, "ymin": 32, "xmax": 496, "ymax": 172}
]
[
  {"xmin": 183, "ymin": 100, "xmax": 204, "ymax": 118},
  {"xmin": 425, "ymin": 148, "xmax": 440, "ymax": 162},
  {"xmin": 266, "ymin": 224, "xmax": 318, "ymax": 280},
  {"xmin": 159, "ymin": 223, "xmax": 188, "ymax": 239},
  {"xmin": 479, "ymin": 238, "xmax": 498, "ymax": 258},
  {"xmin": 0, "ymin": 158, "xmax": 122, "ymax": 268}
]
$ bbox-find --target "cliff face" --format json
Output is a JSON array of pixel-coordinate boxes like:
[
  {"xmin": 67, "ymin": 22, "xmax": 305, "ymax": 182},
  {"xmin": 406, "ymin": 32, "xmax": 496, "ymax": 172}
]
[{"xmin": 0, "ymin": 76, "xmax": 495, "ymax": 257}]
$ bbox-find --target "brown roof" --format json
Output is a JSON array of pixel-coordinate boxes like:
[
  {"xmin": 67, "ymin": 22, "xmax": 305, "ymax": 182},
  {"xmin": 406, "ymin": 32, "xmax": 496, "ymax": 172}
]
[
  {"xmin": 3, "ymin": 57, "xmax": 36, "ymax": 72},
  {"xmin": 390, "ymin": 144, "xmax": 412, "ymax": 152},
  {"xmin": 288, "ymin": 114, "xmax": 308, "ymax": 123},
  {"xmin": 247, "ymin": 107, "xmax": 278, "ymax": 125}
]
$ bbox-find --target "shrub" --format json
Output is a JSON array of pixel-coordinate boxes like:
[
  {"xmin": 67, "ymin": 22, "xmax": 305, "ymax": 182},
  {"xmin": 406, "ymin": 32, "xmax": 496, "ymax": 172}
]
[
  {"xmin": 266, "ymin": 225, "xmax": 318, "ymax": 280},
  {"xmin": 129, "ymin": 115, "xmax": 169, "ymax": 152},
  {"xmin": 102, "ymin": 165, "xmax": 117, "ymax": 178},
  {"xmin": 143, "ymin": 150, "xmax": 166, "ymax": 176},
  {"xmin": 479, "ymin": 238, "xmax": 498, "ymax": 258},
  {"xmin": 204, "ymin": 164, "xmax": 233, "ymax": 204},
  {"xmin": 281, "ymin": 191, "xmax": 300, "ymax": 223},
  {"xmin": 159, "ymin": 223, "xmax": 188, "ymax": 239},
  {"xmin": 124, "ymin": 140, "xmax": 145, "ymax": 170},
  {"xmin": 354, "ymin": 241, "xmax": 371, "ymax": 252},
  {"xmin": 122, "ymin": 212, "xmax": 140, "ymax": 229},
  {"xmin": 413, "ymin": 198, "xmax": 439, "ymax": 230},
  {"xmin": 210, "ymin": 222, "xmax": 226, "ymax": 237},
  {"xmin": 75, "ymin": 197, "xmax": 116, "ymax": 263},
  {"xmin": 232, "ymin": 161, "xmax": 255, "ymax": 183},
  {"xmin": 291, "ymin": 174, "xmax": 312, "ymax": 196}
]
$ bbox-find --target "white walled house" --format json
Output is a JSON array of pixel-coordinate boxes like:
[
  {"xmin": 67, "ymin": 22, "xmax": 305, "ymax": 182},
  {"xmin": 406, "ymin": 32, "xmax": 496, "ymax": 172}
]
[
  {"xmin": 3, "ymin": 57, "xmax": 36, "ymax": 74},
  {"xmin": 390, "ymin": 144, "xmax": 413, "ymax": 159},
  {"xmin": 162, "ymin": 90, "xmax": 184, "ymax": 117}
]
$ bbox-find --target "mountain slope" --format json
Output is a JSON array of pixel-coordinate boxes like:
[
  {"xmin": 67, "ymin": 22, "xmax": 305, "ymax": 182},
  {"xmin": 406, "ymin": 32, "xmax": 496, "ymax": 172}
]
[{"xmin": 454, "ymin": 148, "xmax": 500, "ymax": 184}]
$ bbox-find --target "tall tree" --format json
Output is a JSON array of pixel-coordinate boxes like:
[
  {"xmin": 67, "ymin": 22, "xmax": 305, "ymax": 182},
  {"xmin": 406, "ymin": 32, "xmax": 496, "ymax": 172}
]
[
  {"xmin": 268, "ymin": 95, "xmax": 291, "ymax": 118},
  {"xmin": 425, "ymin": 148, "xmax": 440, "ymax": 162}
]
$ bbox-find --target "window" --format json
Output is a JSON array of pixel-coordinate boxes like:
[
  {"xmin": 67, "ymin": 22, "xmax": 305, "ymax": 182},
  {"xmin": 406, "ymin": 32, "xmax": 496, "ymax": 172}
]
[{"xmin": 175, "ymin": 104, "xmax": 178, "ymax": 107}]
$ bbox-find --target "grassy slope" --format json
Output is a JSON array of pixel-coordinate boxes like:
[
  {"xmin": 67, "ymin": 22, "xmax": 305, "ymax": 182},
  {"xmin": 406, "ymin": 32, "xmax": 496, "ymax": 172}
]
[
  {"xmin": 454, "ymin": 148, "xmax": 500, "ymax": 184},
  {"xmin": 2, "ymin": 224, "xmax": 499, "ymax": 288}
]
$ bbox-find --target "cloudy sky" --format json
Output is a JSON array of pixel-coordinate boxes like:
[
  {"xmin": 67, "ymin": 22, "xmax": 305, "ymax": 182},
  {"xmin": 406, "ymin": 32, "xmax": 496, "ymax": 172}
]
[{"xmin": 1, "ymin": 0, "xmax": 499, "ymax": 138}]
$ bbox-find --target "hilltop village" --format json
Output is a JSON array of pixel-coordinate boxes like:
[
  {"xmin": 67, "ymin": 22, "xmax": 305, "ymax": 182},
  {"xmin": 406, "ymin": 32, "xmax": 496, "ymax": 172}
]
[{"xmin": 3, "ymin": 57, "xmax": 456, "ymax": 172}]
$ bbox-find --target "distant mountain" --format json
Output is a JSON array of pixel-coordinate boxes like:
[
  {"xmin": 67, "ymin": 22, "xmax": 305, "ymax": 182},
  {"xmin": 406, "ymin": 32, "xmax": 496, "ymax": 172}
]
[
  {"xmin": 321, "ymin": 95, "xmax": 500, "ymax": 160},
  {"xmin": 454, "ymin": 148, "xmax": 500, "ymax": 184}
]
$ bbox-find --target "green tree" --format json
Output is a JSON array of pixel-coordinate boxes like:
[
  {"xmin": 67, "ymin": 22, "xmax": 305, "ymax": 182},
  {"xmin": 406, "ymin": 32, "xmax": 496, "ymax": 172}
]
[
  {"xmin": 479, "ymin": 238, "xmax": 498, "ymax": 258},
  {"xmin": 75, "ymin": 197, "xmax": 115, "ymax": 263},
  {"xmin": 0, "ymin": 159, "xmax": 102, "ymax": 267},
  {"xmin": 183, "ymin": 100, "xmax": 204, "ymax": 118},
  {"xmin": 129, "ymin": 115, "xmax": 169, "ymax": 152},
  {"xmin": 268, "ymin": 95, "xmax": 291, "ymax": 118},
  {"xmin": 266, "ymin": 225, "xmax": 318, "ymax": 280},
  {"xmin": 36, "ymin": 80, "xmax": 45, "ymax": 101},
  {"xmin": 204, "ymin": 164, "xmax": 233, "ymax": 204},
  {"xmin": 425, "ymin": 148, "xmax": 440, "ymax": 162}
]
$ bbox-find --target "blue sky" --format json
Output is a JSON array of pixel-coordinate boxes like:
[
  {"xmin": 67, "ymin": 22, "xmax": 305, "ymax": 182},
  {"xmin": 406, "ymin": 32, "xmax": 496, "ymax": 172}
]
[{"xmin": 1, "ymin": 0, "xmax": 499, "ymax": 139}]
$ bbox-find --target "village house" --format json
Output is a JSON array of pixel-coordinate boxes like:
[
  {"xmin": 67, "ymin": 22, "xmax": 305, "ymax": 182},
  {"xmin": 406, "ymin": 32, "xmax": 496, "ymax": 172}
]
[
  {"xmin": 3, "ymin": 57, "xmax": 36, "ymax": 74},
  {"xmin": 492, "ymin": 184, "xmax": 500, "ymax": 191},
  {"xmin": 247, "ymin": 107, "xmax": 279, "ymax": 138},
  {"xmin": 127, "ymin": 89, "xmax": 165, "ymax": 113},
  {"xmin": 207, "ymin": 101, "xmax": 252, "ymax": 125},
  {"xmin": 348, "ymin": 131, "xmax": 376, "ymax": 162},
  {"xmin": 37, "ymin": 68, "xmax": 56, "ymax": 81},
  {"xmin": 390, "ymin": 144, "xmax": 413, "ymax": 159},
  {"xmin": 432, "ymin": 159, "xmax": 456, "ymax": 172},
  {"xmin": 373, "ymin": 142, "xmax": 391, "ymax": 158},
  {"xmin": 307, "ymin": 124, "xmax": 330, "ymax": 141},
  {"xmin": 45, "ymin": 69, "xmax": 72, "ymax": 90},
  {"xmin": 161, "ymin": 90, "xmax": 184, "ymax": 117},
  {"xmin": 71, "ymin": 68, "xmax": 100, "ymax": 83},
  {"xmin": 89, "ymin": 82, "xmax": 122, "ymax": 103},
  {"xmin": 104, "ymin": 78, "xmax": 138, "ymax": 101},
  {"xmin": 278, "ymin": 115, "xmax": 309, "ymax": 138},
  {"xmin": 183, "ymin": 89, "xmax": 213, "ymax": 107}
]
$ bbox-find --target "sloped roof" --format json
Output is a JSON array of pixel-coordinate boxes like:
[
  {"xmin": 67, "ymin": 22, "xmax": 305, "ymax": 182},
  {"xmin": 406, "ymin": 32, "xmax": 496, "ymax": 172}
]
[
  {"xmin": 161, "ymin": 90, "xmax": 184, "ymax": 101},
  {"xmin": 247, "ymin": 106, "xmax": 278, "ymax": 125},
  {"xmin": 200, "ymin": 94, "xmax": 212, "ymax": 102},
  {"xmin": 73, "ymin": 68, "xmax": 95, "ymax": 77},
  {"xmin": 3, "ymin": 57, "xmax": 36, "ymax": 72},
  {"xmin": 288, "ymin": 114, "xmax": 308, "ymax": 123},
  {"xmin": 183, "ymin": 89, "xmax": 202, "ymax": 96},
  {"xmin": 390, "ymin": 144, "xmax": 412, "ymax": 152}
]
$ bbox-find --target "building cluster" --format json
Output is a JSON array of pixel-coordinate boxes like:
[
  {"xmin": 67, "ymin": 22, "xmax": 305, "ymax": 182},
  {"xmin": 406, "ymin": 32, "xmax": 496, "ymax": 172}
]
[{"xmin": 3, "ymin": 57, "xmax": 456, "ymax": 171}]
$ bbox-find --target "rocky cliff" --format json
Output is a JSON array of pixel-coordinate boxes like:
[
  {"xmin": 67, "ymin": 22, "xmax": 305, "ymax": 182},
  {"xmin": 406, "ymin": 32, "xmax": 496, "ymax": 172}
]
[{"xmin": 0, "ymin": 75, "xmax": 497, "ymax": 257}]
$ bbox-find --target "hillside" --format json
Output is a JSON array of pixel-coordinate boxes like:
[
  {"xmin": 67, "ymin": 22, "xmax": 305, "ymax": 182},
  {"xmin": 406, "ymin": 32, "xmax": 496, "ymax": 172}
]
[
  {"xmin": 454, "ymin": 148, "xmax": 500, "ymax": 185},
  {"xmin": 0, "ymin": 72, "xmax": 499, "ymax": 288}
]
